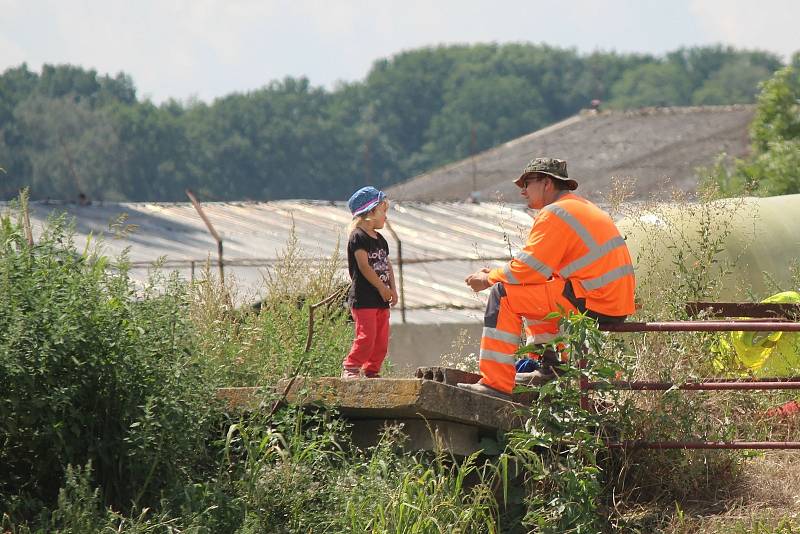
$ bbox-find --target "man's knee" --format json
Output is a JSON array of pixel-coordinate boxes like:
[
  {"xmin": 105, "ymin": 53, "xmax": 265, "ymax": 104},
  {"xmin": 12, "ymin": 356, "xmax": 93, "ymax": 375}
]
[{"xmin": 484, "ymin": 283, "xmax": 507, "ymax": 328}]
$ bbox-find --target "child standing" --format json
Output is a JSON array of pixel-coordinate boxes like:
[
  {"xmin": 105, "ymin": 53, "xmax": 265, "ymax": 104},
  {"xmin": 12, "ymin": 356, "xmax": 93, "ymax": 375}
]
[{"xmin": 342, "ymin": 186, "xmax": 398, "ymax": 379}]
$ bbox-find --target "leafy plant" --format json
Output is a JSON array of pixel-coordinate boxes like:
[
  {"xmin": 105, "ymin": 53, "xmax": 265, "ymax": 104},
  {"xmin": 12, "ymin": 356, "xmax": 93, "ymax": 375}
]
[
  {"xmin": 0, "ymin": 205, "xmax": 219, "ymax": 520},
  {"xmin": 702, "ymin": 65, "xmax": 800, "ymax": 197}
]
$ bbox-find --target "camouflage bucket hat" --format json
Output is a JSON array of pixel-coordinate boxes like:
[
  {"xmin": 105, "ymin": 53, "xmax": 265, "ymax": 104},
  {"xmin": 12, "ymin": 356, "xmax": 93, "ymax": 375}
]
[{"xmin": 514, "ymin": 157, "xmax": 578, "ymax": 190}]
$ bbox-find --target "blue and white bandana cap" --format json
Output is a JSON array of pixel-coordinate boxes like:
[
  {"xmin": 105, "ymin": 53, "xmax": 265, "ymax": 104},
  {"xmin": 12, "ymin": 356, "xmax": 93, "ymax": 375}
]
[{"xmin": 348, "ymin": 186, "xmax": 386, "ymax": 217}]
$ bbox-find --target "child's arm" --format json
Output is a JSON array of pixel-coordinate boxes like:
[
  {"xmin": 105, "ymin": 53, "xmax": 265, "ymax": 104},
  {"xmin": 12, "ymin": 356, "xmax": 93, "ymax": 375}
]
[
  {"xmin": 354, "ymin": 249, "xmax": 393, "ymax": 303},
  {"xmin": 387, "ymin": 259, "xmax": 399, "ymax": 306}
]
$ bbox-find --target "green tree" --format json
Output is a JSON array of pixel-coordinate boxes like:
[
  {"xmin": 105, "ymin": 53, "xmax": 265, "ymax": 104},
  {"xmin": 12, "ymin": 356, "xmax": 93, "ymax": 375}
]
[
  {"xmin": 421, "ymin": 74, "xmax": 547, "ymax": 167},
  {"xmin": 703, "ymin": 66, "xmax": 800, "ymax": 196},
  {"xmin": 667, "ymin": 45, "xmax": 781, "ymax": 94},
  {"xmin": 363, "ymin": 46, "xmax": 475, "ymax": 179},
  {"xmin": 572, "ymin": 50, "xmax": 654, "ymax": 108},
  {"xmin": 185, "ymin": 77, "xmax": 359, "ymax": 200},
  {"xmin": 0, "ymin": 46, "xmax": 791, "ymax": 202},
  {"xmin": 750, "ymin": 65, "xmax": 800, "ymax": 152},
  {"xmin": 12, "ymin": 94, "xmax": 122, "ymax": 200},
  {"xmin": 692, "ymin": 59, "xmax": 772, "ymax": 105},
  {"xmin": 609, "ymin": 62, "xmax": 692, "ymax": 108},
  {"xmin": 107, "ymin": 99, "xmax": 191, "ymax": 200}
]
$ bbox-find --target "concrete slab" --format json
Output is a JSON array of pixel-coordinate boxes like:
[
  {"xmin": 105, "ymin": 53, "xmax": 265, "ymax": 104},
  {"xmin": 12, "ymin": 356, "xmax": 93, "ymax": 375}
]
[
  {"xmin": 415, "ymin": 366, "xmax": 538, "ymax": 405},
  {"xmin": 285, "ymin": 378, "xmax": 526, "ymax": 431},
  {"xmin": 218, "ymin": 378, "xmax": 526, "ymax": 431}
]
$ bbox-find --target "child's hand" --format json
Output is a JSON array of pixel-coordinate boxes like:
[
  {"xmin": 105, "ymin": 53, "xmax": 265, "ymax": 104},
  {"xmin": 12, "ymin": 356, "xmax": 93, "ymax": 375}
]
[
  {"xmin": 390, "ymin": 288, "xmax": 399, "ymax": 307},
  {"xmin": 379, "ymin": 285, "xmax": 393, "ymax": 303}
]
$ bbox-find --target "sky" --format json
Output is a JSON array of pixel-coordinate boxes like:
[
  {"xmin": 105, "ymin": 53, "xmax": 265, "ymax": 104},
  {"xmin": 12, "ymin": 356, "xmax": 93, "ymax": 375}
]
[{"xmin": 1, "ymin": 0, "xmax": 799, "ymax": 104}]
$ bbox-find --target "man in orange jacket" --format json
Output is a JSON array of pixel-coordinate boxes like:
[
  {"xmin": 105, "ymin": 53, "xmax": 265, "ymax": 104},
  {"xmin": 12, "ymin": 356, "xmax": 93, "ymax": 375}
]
[{"xmin": 457, "ymin": 158, "xmax": 636, "ymax": 400}]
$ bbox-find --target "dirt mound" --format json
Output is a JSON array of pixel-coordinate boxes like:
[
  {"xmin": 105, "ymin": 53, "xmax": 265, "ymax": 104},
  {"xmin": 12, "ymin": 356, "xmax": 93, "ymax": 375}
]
[{"xmin": 388, "ymin": 105, "xmax": 754, "ymax": 203}]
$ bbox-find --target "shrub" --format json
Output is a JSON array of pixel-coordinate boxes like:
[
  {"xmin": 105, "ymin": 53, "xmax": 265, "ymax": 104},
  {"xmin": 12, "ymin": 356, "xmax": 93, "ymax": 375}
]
[
  {"xmin": 0, "ymin": 205, "xmax": 218, "ymax": 519},
  {"xmin": 702, "ymin": 65, "xmax": 800, "ymax": 197}
]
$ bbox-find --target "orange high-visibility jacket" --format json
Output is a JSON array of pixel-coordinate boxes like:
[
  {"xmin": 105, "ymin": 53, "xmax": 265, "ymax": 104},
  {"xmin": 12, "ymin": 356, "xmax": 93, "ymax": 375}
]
[{"xmin": 488, "ymin": 193, "xmax": 635, "ymax": 317}]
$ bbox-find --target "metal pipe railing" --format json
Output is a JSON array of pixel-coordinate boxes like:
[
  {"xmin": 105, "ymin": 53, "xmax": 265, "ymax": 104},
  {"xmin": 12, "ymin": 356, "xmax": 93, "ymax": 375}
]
[
  {"xmin": 383, "ymin": 221, "xmax": 405, "ymax": 323},
  {"xmin": 584, "ymin": 317, "xmax": 800, "ymax": 450},
  {"xmin": 606, "ymin": 441, "xmax": 800, "ymax": 450},
  {"xmin": 589, "ymin": 380, "xmax": 800, "ymax": 391},
  {"xmin": 601, "ymin": 321, "xmax": 800, "ymax": 332}
]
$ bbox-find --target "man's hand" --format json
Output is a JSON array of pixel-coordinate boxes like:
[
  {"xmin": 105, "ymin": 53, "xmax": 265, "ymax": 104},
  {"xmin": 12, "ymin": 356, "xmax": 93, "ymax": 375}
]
[{"xmin": 465, "ymin": 267, "xmax": 492, "ymax": 292}]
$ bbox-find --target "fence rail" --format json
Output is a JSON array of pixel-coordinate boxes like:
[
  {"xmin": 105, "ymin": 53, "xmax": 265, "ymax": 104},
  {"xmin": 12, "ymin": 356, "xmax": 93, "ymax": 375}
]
[{"xmin": 589, "ymin": 308, "xmax": 800, "ymax": 450}]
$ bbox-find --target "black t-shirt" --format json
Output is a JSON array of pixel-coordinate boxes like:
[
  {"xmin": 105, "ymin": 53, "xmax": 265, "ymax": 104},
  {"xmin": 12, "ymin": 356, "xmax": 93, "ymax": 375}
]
[{"xmin": 347, "ymin": 228, "xmax": 390, "ymax": 309}]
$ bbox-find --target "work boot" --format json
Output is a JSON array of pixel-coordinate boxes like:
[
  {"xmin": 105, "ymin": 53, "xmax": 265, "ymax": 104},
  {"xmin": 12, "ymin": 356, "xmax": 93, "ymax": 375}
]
[
  {"xmin": 341, "ymin": 367, "xmax": 361, "ymax": 379},
  {"xmin": 514, "ymin": 367, "xmax": 556, "ymax": 386},
  {"xmin": 456, "ymin": 382, "xmax": 511, "ymax": 401},
  {"xmin": 515, "ymin": 348, "xmax": 561, "ymax": 386}
]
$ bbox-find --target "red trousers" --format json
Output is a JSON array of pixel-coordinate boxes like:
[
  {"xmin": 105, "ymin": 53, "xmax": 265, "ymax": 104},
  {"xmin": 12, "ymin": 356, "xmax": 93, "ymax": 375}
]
[
  {"xmin": 343, "ymin": 307, "xmax": 390, "ymax": 374},
  {"xmin": 480, "ymin": 279, "xmax": 578, "ymax": 394}
]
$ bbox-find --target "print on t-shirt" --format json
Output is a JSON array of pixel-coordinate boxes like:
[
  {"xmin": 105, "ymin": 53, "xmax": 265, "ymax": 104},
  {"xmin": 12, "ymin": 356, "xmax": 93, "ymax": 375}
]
[
  {"xmin": 369, "ymin": 248, "xmax": 389, "ymax": 285},
  {"xmin": 347, "ymin": 228, "xmax": 391, "ymax": 309}
]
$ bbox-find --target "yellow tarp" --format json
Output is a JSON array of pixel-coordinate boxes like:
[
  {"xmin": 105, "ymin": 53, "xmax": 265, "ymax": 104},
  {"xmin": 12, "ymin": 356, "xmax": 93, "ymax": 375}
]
[{"xmin": 723, "ymin": 291, "xmax": 800, "ymax": 376}]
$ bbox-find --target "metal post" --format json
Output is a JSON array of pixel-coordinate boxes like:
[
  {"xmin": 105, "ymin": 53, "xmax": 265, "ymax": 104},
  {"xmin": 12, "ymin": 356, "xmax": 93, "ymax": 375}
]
[
  {"xmin": 470, "ymin": 125, "xmax": 477, "ymax": 196},
  {"xmin": 185, "ymin": 189, "xmax": 224, "ymax": 285},
  {"xmin": 20, "ymin": 189, "xmax": 34, "ymax": 246},
  {"xmin": 384, "ymin": 221, "xmax": 405, "ymax": 323}
]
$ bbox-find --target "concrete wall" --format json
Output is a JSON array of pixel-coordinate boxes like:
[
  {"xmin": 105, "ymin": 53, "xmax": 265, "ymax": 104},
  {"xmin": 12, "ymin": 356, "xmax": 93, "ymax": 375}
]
[{"xmin": 387, "ymin": 320, "xmax": 483, "ymax": 376}]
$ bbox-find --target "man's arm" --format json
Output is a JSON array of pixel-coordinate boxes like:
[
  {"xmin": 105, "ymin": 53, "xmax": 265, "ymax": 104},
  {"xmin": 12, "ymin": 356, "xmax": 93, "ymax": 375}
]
[{"xmin": 486, "ymin": 210, "xmax": 568, "ymax": 285}]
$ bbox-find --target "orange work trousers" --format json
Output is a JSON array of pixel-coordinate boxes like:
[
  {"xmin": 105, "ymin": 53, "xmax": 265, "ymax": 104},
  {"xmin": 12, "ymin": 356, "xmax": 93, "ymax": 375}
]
[{"xmin": 479, "ymin": 278, "xmax": 577, "ymax": 394}]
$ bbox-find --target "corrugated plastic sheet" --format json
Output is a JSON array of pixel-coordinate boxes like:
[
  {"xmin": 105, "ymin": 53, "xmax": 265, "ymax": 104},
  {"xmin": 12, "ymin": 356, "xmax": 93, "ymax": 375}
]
[{"xmin": 12, "ymin": 200, "xmax": 539, "ymax": 323}]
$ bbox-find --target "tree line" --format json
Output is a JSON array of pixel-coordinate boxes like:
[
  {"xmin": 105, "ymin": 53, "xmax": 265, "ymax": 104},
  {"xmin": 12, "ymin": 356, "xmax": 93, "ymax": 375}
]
[{"xmin": 0, "ymin": 44, "xmax": 792, "ymax": 203}]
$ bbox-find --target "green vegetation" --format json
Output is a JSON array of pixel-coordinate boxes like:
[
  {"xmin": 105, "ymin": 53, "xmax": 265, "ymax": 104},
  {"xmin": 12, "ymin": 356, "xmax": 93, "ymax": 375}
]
[
  {"xmin": 3, "ymin": 191, "xmax": 800, "ymax": 532},
  {"xmin": 702, "ymin": 55, "xmax": 800, "ymax": 197},
  {"xmin": 0, "ymin": 45, "xmax": 786, "ymax": 203}
]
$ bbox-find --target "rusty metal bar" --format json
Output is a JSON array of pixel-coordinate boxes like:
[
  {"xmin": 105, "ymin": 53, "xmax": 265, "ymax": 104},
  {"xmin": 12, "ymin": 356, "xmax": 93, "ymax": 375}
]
[
  {"xmin": 185, "ymin": 189, "xmax": 224, "ymax": 285},
  {"xmin": 686, "ymin": 301, "xmax": 800, "ymax": 319},
  {"xmin": 600, "ymin": 321, "xmax": 800, "ymax": 332},
  {"xmin": 606, "ymin": 441, "xmax": 800, "ymax": 450},
  {"xmin": 270, "ymin": 288, "xmax": 349, "ymax": 417},
  {"xmin": 586, "ymin": 308, "xmax": 800, "ymax": 450},
  {"xmin": 587, "ymin": 380, "xmax": 800, "ymax": 391}
]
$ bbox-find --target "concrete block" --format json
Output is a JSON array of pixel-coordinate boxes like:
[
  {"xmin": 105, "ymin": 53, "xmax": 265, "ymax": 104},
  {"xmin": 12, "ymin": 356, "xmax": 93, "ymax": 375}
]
[
  {"xmin": 277, "ymin": 377, "xmax": 525, "ymax": 431},
  {"xmin": 414, "ymin": 366, "xmax": 480, "ymax": 385},
  {"xmin": 350, "ymin": 419, "xmax": 482, "ymax": 457}
]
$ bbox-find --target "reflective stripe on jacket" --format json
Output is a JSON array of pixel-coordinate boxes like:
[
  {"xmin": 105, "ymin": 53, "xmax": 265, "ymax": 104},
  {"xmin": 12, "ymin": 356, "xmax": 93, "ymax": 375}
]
[{"xmin": 487, "ymin": 193, "xmax": 636, "ymax": 317}]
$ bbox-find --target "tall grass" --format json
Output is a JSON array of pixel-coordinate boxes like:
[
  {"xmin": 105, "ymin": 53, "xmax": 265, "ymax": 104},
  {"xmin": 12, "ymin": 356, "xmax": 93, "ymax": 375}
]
[{"xmin": 190, "ymin": 219, "xmax": 352, "ymax": 386}]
